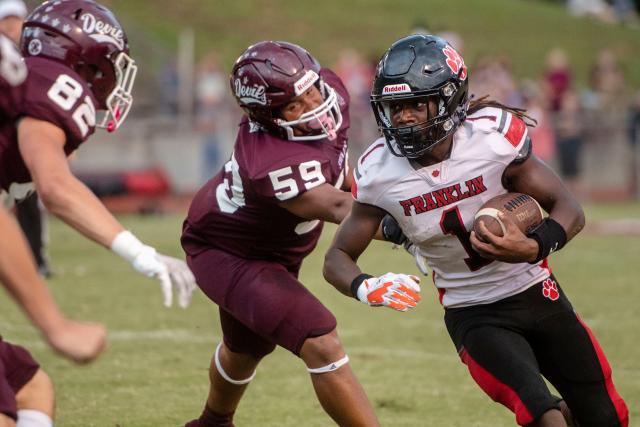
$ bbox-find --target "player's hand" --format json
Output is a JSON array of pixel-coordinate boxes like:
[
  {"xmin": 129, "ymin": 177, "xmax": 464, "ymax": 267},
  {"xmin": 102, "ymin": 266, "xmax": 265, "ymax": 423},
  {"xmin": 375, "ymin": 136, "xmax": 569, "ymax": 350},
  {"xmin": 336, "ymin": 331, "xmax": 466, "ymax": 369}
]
[
  {"xmin": 131, "ymin": 246, "xmax": 197, "ymax": 308},
  {"xmin": 470, "ymin": 212, "xmax": 538, "ymax": 263},
  {"xmin": 403, "ymin": 241, "xmax": 430, "ymax": 276},
  {"xmin": 356, "ymin": 272, "xmax": 421, "ymax": 312},
  {"xmin": 45, "ymin": 320, "xmax": 107, "ymax": 364}
]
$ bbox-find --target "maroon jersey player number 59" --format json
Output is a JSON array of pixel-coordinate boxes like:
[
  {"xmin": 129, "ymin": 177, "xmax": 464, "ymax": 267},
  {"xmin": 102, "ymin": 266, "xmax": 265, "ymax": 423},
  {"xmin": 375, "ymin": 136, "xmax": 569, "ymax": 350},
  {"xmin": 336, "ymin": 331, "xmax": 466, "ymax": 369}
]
[{"xmin": 181, "ymin": 41, "xmax": 418, "ymax": 427}]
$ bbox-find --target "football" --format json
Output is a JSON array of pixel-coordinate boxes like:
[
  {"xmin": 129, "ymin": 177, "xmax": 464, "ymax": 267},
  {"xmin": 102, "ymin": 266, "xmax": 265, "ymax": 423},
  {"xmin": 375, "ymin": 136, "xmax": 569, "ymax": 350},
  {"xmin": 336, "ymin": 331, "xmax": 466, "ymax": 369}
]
[{"xmin": 473, "ymin": 193, "xmax": 544, "ymax": 241}]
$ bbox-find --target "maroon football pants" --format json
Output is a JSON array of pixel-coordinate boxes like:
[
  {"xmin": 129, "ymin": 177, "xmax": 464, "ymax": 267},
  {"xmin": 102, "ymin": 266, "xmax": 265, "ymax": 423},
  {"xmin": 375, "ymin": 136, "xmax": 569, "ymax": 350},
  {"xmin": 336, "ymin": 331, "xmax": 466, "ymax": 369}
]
[
  {"xmin": 188, "ymin": 248, "xmax": 337, "ymax": 357},
  {"xmin": 0, "ymin": 337, "xmax": 40, "ymax": 420}
]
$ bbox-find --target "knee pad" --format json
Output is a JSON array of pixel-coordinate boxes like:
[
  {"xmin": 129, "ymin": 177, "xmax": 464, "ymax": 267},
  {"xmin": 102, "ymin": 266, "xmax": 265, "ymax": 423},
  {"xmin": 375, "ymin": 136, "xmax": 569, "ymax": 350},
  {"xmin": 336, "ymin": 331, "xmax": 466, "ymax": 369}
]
[
  {"xmin": 16, "ymin": 410, "xmax": 52, "ymax": 427},
  {"xmin": 307, "ymin": 355, "xmax": 349, "ymax": 374},
  {"xmin": 214, "ymin": 343, "xmax": 256, "ymax": 386}
]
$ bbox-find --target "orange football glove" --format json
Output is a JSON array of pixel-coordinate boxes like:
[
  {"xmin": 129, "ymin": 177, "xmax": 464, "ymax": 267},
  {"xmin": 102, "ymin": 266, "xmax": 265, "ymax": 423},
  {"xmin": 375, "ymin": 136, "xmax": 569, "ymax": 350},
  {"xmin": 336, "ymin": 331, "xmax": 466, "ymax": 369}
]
[{"xmin": 356, "ymin": 273, "xmax": 422, "ymax": 312}]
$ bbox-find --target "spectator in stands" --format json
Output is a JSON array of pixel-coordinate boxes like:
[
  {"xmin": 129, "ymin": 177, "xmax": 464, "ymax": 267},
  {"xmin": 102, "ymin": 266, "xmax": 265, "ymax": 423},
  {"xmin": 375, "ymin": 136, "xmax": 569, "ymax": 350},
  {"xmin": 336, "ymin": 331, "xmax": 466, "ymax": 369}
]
[
  {"xmin": 611, "ymin": 0, "xmax": 639, "ymax": 23},
  {"xmin": 589, "ymin": 48, "xmax": 626, "ymax": 108},
  {"xmin": 334, "ymin": 48, "xmax": 376, "ymax": 156},
  {"xmin": 521, "ymin": 80, "xmax": 556, "ymax": 165},
  {"xmin": 195, "ymin": 53, "xmax": 227, "ymax": 182},
  {"xmin": 567, "ymin": 0, "xmax": 617, "ymax": 23},
  {"xmin": 543, "ymin": 48, "xmax": 572, "ymax": 113},
  {"xmin": 541, "ymin": 48, "xmax": 585, "ymax": 195},
  {"xmin": 470, "ymin": 55, "xmax": 521, "ymax": 106},
  {"xmin": 581, "ymin": 48, "xmax": 629, "ymax": 198},
  {"xmin": 628, "ymin": 90, "xmax": 640, "ymax": 196},
  {"xmin": 158, "ymin": 58, "xmax": 180, "ymax": 116},
  {"xmin": 555, "ymin": 88, "xmax": 585, "ymax": 197}
]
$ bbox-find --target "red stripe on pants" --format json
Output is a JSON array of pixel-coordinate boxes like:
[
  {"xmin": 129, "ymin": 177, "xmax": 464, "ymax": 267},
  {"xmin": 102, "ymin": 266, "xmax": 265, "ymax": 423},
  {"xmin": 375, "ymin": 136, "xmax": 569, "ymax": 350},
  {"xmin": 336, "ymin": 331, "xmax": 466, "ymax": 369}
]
[
  {"xmin": 575, "ymin": 314, "xmax": 629, "ymax": 427},
  {"xmin": 460, "ymin": 348, "xmax": 534, "ymax": 426}
]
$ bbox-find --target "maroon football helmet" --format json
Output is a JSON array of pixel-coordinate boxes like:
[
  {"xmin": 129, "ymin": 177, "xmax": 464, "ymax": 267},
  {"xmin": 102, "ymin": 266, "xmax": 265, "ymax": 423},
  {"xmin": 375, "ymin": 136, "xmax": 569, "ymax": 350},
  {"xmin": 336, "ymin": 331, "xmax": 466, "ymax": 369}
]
[
  {"xmin": 20, "ymin": 0, "xmax": 137, "ymax": 131},
  {"xmin": 230, "ymin": 41, "xmax": 342, "ymax": 141}
]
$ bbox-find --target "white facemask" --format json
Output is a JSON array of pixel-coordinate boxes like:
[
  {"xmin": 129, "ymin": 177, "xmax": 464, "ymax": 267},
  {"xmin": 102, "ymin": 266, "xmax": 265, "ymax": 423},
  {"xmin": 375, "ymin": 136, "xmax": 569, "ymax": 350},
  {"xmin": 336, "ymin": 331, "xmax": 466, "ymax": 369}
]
[
  {"xmin": 276, "ymin": 82, "xmax": 343, "ymax": 141},
  {"xmin": 97, "ymin": 51, "xmax": 138, "ymax": 132}
]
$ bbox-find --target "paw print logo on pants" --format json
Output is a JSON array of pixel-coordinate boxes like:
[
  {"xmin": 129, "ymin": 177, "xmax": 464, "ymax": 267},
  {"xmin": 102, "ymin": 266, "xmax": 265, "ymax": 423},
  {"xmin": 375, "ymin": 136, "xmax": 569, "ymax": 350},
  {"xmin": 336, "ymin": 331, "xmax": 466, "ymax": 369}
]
[{"xmin": 542, "ymin": 279, "xmax": 559, "ymax": 301}]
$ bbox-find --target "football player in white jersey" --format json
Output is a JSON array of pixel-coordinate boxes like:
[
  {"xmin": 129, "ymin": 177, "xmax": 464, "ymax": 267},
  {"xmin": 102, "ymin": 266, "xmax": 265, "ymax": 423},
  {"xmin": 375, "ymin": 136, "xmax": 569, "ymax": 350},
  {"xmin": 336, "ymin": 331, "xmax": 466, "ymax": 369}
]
[{"xmin": 324, "ymin": 35, "xmax": 628, "ymax": 427}]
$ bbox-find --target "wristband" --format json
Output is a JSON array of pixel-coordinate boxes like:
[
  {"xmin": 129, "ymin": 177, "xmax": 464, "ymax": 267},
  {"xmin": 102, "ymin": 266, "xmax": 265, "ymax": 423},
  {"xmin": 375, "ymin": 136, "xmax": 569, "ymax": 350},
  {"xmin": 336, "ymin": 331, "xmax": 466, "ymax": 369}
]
[
  {"xmin": 110, "ymin": 230, "xmax": 145, "ymax": 263},
  {"xmin": 527, "ymin": 218, "xmax": 567, "ymax": 264},
  {"xmin": 381, "ymin": 214, "xmax": 407, "ymax": 245},
  {"xmin": 350, "ymin": 273, "xmax": 374, "ymax": 300}
]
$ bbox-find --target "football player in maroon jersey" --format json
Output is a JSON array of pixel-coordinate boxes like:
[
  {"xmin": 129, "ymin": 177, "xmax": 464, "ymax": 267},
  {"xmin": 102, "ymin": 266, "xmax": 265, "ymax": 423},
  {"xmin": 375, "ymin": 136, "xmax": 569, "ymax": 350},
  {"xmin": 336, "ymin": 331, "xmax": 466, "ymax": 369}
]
[
  {"xmin": 0, "ymin": 2, "xmax": 196, "ymax": 423},
  {"xmin": 0, "ymin": 0, "xmax": 195, "ymax": 306},
  {"xmin": 181, "ymin": 41, "xmax": 421, "ymax": 427},
  {"xmin": 324, "ymin": 35, "xmax": 628, "ymax": 427}
]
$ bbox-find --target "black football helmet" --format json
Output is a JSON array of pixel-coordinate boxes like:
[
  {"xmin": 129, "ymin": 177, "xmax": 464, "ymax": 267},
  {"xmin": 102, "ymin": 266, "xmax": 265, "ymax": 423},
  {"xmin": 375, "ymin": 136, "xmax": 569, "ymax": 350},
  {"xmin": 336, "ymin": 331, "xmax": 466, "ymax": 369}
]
[{"xmin": 371, "ymin": 34, "xmax": 468, "ymax": 158}]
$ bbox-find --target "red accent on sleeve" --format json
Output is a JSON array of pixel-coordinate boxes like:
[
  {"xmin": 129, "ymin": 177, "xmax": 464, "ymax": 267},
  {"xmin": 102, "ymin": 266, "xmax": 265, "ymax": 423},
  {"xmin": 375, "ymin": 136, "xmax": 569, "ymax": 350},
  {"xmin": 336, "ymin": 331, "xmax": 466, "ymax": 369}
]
[
  {"xmin": 504, "ymin": 115, "xmax": 526, "ymax": 148},
  {"xmin": 359, "ymin": 143, "xmax": 385, "ymax": 165},
  {"xmin": 466, "ymin": 115, "xmax": 497, "ymax": 122},
  {"xmin": 351, "ymin": 180, "xmax": 358, "ymax": 199}
]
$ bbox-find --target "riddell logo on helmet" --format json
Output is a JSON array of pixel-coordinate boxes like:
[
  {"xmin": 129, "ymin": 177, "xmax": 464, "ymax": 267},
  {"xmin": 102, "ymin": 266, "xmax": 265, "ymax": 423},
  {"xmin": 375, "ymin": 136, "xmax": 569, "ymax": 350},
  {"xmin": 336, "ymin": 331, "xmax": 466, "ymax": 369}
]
[
  {"xmin": 382, "ymin": 84, "xmax": 411, "ymax": 94},
  {"xmin": 294, "ymin": 70, "xmax": 319, "ymax": 96},
  {"xmin": 80, "ymin": 13, "xmax": 124, "ymax": 50},
  {"xmin": 234, "ymin": 79, "xmax": 267, "ymax": 105}
]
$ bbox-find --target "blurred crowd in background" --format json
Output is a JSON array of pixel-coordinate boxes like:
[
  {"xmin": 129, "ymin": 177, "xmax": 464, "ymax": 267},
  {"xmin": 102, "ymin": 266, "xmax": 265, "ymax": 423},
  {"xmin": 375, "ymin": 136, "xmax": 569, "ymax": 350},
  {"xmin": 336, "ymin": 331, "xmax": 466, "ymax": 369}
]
[
  {"xmin": 11, "ymin": 0, "xmax": 640, "ymax": 203},
  {"xmin": 151, "ymin": 31, "xmax": 640, "ymax": 203}
]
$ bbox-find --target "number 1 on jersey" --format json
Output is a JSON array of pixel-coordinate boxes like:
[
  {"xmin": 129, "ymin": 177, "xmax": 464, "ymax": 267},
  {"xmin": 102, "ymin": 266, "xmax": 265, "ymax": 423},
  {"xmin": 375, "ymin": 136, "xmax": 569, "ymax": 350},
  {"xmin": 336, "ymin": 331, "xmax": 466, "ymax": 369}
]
[{"xmin": 440, "ymin": 206, "xmax": 492, "ymax": 271}]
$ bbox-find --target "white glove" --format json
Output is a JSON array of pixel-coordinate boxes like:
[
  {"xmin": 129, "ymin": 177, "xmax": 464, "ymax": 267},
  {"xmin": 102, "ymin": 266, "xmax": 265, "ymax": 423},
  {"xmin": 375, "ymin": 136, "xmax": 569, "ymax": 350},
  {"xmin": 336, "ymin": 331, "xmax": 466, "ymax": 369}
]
[
  {"xmin": 404, "ymin": 241, "xmax": 430, "ymax": 276},
  {"xmin": 111, "ymin": 231, "xmax": 196, "ymax": 308},
  {"xmin": 356, "ymin": 272, "xmax": 421, "ymax": 312}
]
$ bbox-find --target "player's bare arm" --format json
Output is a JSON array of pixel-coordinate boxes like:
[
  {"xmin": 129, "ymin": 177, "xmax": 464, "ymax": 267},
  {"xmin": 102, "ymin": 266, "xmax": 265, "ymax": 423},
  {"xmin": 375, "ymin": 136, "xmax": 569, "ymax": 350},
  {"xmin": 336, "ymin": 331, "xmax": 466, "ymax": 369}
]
[
  {"xmin": 0, "ymin": 206, "xmax": 105, "ymax": 363},
  {"xmin": 279, "ymin": 176, "xmax": 388, "ymax": 238},
  {"xmin": 18, "ymin": 117, "xmax": 195, "ymax": 308},
  {"xmin": 18, "ymin": 117, "xmax": 124, "ymax": 247},
  {"xmin": 323, "ymin": 201, "xmax": 385, "ymax": 294},
  {"xmin": 324, "ymin": 201, "xmax": 421, "ymax": 311},
  {"xmin": 279, "ymin": 182, "xmax": 352, "ymax": 224}
]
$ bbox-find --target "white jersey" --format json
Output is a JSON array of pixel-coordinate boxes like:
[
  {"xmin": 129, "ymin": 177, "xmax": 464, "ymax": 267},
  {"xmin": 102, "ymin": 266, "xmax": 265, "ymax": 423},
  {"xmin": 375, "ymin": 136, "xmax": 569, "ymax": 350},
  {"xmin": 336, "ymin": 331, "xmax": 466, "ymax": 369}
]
[{"xmin": 354, "ymin": 107, "xmax": 550, "ymax": 308}]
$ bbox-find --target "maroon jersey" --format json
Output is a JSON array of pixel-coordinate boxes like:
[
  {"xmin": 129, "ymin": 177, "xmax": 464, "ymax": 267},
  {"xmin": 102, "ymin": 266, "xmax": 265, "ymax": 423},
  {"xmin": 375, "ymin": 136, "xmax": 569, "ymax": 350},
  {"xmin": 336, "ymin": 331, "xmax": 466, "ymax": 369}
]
[
  {"xmin": 182, "ymin": 69, "xmax": 350, "ymax": 270},
  {"xmin": 0, "ymin": 52, "xmax": 97, "ymax": 197}
]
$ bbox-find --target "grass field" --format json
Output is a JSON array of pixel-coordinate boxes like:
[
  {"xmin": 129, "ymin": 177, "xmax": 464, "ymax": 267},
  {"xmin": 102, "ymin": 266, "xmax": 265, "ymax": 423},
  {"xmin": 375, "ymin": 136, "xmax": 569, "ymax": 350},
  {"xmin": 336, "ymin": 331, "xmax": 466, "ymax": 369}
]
[{"xmin": 0, "ymin": 204, "xmax": 638, "ymax": 426}]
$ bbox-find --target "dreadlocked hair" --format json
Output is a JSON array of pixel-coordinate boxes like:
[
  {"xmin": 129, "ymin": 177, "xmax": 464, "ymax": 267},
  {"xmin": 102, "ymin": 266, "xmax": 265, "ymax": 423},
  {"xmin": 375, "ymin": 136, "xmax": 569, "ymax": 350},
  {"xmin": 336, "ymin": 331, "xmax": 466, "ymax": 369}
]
[{"xmin": 467, "ymin": 95, "xmax": 538, "ymax": 127}]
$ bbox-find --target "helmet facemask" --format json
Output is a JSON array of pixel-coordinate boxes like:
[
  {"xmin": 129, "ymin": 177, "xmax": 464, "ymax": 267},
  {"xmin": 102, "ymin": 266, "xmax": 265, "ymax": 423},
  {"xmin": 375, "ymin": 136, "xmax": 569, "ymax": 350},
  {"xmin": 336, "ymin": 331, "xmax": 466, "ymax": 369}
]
[
  {"xmin": 97, "ymin": 51, "xmax": 137, "ymax": 132},
  {"xmin": 373, "ymin": 82, "xmax": 467, "ymax": 158},
  {"xmin": 276, "ymin": 80, "xmax": 343, "ymax": 142}
]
